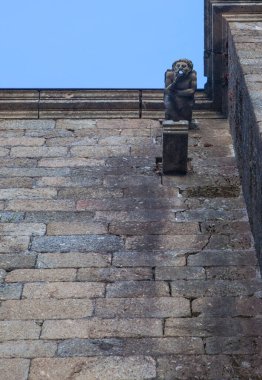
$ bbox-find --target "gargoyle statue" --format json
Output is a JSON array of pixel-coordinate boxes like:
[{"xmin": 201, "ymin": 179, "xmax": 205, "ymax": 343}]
[{"xmin": 164, "ymin": 59, "xmax": 197, "ymax": 124}]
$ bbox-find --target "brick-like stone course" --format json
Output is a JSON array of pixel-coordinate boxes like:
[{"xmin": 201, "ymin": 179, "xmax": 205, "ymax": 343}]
[
  {"xmin": 0, "ymin": 189, "xmax": 56, "ymax": 200},
  {"xmin": 0, "ymin": 223, "xmax": 46, "ymax": 236},
  {"xmin": 11, "ymin": 146, "xmax": 68, "ymax": 158},
  {"xmin": 109, "ymin": 221, "xmax": 200, "ymax": 235},
  {"xmin": 0, "ymin": 284, "xmax": 22, "ymax": 300},
  {"xmin": 46, "ymin": 222, "xmax": 107, "ymax": 235},
  {"xmin": 22, "ymin": 282, "xmax": 105, "ymax": 299},
  {"xmin": 155, "ymin": 266, "xmax": 205, "ymax": 280},
  {"xmin": 57, "ymin": 337, "xmax": 204, "ymax": 357},
  {"xmin": 31, "ymin": 235, "xmax": 124, "ymax": 253},
  {"xmin": 171, "ymin": 279, "xmax": 262, "ymax": 297},
  {"xmin": 5, "ymin": 269, "xmax": 77, "ymax": 283},
  {"xmin": 156, "ymin": 355, "xmax": 262, "ymax": 380},
  {"xmin": 106, "ymin": 281, "xmax": 169, "ymax": 298},
  {"xmin": 0, "ymin": 359, "xmax": 30, "ymax": 380},
  {"xmin": 0, "ymin": 114, "xmax": 261, "ymax": 379},
  {"xmin": 0, "ymin": 299, "xmax": 94, "ymax": 320},
  {"xmin": 0, "ymin": 340, "xmax": 57, "ymax": 358},
  {"xmin": 29, "ymin": 357, "xmax": 156, "ymax": 380},
  {"xmin": 164, "ymin": 317, "xmax": 262, "ymax": 337},
  {"xmin": 188, "ymin": 250, "xmax": 258, "ymax": 266},
  {"xmin": 0, "ymin": 236, "xmax": 30, "ymax": 252},
  {"xmin": 125, "ymin": 234, "xmax": 208, "ymax": 251},
  {"xmin": 38, "ymin": 157, "xmax": 104, "ymax": 167},
  {"xmin": 0, "ymin": 321, "xmax": 41, "ymax": 341},
  {"xmin": 0, "ymin": 253, "xmax": 36, "ymax": 271},
  {"xmin": 113, "ymin": 250, "xmax": 186, "ymax": 267},
  {"xmin": 192, "ymin": 297, "xmax": 262, "ymax": 317},
  {"xmin": 95, "ymin": 297, "xmax": 190, "ymax": 318},
  {"xmin": 0, "ymin": 178, "xmax": 33, "ymax": 188},
  {"xmin": 77, "ymin": 268, "xmax": 153, "ymax": 282},
  {"xmin": 57, "ymin": 187, "xmax": 123, "ymax": 199},
  {"xmin": 6, "ymin": 199, "xmax": 76, "ymax": 212},
  {"xmin": 41, "ymin": 318, "xmax": 163, "ymax": 339},
  {"xmin": 37, "ymin": 252, "xmax": 111, "ymax": 268}
]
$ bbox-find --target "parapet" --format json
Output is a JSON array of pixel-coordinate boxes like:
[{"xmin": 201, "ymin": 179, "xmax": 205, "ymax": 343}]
[{"xmin": 0, "ymin": 89, "xmax": 212, "ymax": 119}]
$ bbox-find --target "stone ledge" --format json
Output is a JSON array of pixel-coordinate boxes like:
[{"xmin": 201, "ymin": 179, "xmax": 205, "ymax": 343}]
[{"xmin": 0, "ymin": 89, "xmax": 211, "ymax": 119}]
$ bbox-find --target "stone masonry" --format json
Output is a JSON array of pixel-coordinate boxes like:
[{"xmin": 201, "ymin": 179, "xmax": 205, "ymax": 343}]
[
  {"xmin": 0, "ymin": 110, "xmax": 261, "ymax": 379},
  {"xmin": 204, "ymin": 0, "xmax": 262, "ymax": 267}
]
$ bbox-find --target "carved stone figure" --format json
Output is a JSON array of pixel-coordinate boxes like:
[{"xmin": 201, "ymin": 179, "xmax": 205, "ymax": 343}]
[{"xmin": 164, "ymin": 59, "xmax": 197, "ymax": 123}]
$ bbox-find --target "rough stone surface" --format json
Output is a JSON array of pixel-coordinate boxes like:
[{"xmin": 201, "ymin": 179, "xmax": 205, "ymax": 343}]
[
  {"xmin": 29, "ymin": 357, "xmax": 156, "ymax": 380},
  {"xmin": 57, "ymin": 337, "xmax": 204, "ymax": 357},
  {"xmin": 106, "ymin": 281, "xmax": 169, "ymax": 298},
  {"xmin": 0, "ymin": 359, "xmax": 30, "ymax": 380},
  {"xmin": 22, "ymin": 282, "xmax": 105, "ymax": 299},
  {"xmin": 7, "ymin": 199, "xmax": 75, "ymax": 212},
  {"xmin": 157, "ymin": 355, "xmax": 262, "ymax": 380},
  {"xmin": 125, "ymin": 234, "xmax": 208, "ymax": 251},
  {"xmin": 41, "ymin": 318, "xmax": 163, "ymax": 339},
  {"xmin": 0, "ymin": 284, "xmax": 22, "ymax": 300},
  {"xmin": 25, "ymin": 211, "xmax": 94, "ymax": 223},
  {"xmin": 95, "ymin": 298, "xmax": 190, "ymax": 318},
  {"xmin": 192, "ymin": 297, "xmax": 262, "ymax": 317},
  {"xmin": 171, "ymin": 279, "xmax": 262, "ymax": 297},
  {"xmin": 155, "ymin": 267, "xmax": 205, "ymax": 280},
  {"xmin": 37, "ymin": 252, "xmax": 111, "ymax": 268},
  {"xmin": 113, "ymin": 250, "xmax": 186, "ymax": 267},
  {"xmin": 164, "ymin": 317, "xmax": 262, "ymax": 337},
  {"xmin": 0, "ymin": 113, "xmax": 261, "ymax": 379},
  {"xmin": 109, "ymin": 221, "xmax": 199, "ymax": 235},
  {"xmin": 10, "ymin": 146, "xmax": 68, "ymax": 158},
  {"xmin": 46, "ymin": 222, "xmax": 107, "ymax": 235},
  {"xmin": 0, "ymin": 321, "xmax": 41, "ymax": 341},
  {"xmin": 77, "ymin": 268, "xmax": 153, "ymax": 282},
  {"xmin": 0, "ymin": 269, "xmax": 6, "ymax": 283},
  {"xmin": 0, "ymin": 299, "xmax": 93, "ymax": 320},
  {"xmin": 206, "ymin": 266, "xmax": 259, "ymax": 280},
  {"xmin": 204, "ymin": 336, "xmax": 260, "ymax": 355},
  {"xmin": 0, "ymin": 253, "xmax": 36, "ymax": 270},
  {"xmin": 5, "ymin": 269, "xmax": 77, "ymax": 283},
  {"xmin": 188, "ymin": 250, "xmax": 258, "ymax": 266},
  {"xmin": 0, "ymin": 189, "xmax": 56, "ymax": 200},
  {"xmin": 0, "ymin": 222, "xmax": 46, "ymax": 236},
  {"xmin": 0, "ymin": 236, "xmax": 30, "ymax": 252},
  {"xmin": 227, "ymin": 19, "xmax": 262, "ymax": 268},
  {"xmin": 0, "ymin": 341, "xmax": 57, "ymax": 358},
  {"xmin": 31, "ymin": 235, "xmax": 124, "ymax": 253}
]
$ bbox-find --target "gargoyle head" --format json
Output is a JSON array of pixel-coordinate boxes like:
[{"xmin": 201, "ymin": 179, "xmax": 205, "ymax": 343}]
[{"xmin": 172, "ymin": 59, "xmax": 193, "ymax": 78}]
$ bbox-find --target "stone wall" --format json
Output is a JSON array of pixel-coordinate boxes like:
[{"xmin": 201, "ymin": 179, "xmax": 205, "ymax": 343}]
[
  {"xmin": 204, "ymin": 1, "xmax": 262, "ymax": 267},
  {"xmin": 227, "ymin": 20, "xmax": 262, "ymax": 267}
]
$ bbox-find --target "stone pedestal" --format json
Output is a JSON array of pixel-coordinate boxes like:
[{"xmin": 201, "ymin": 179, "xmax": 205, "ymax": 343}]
[{"xmin": 162, "ymin": 120, "xmax": 189, "ymax": 175}]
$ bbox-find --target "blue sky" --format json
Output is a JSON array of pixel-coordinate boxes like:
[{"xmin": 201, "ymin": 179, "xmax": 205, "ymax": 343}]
[{"xmin": 1, "ymin": 0, "xmax": 205, "ymax": 88}]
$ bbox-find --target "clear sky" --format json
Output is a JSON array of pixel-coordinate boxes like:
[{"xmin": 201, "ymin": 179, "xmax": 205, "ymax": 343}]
[{"xmin": 1, "ymin": 0, "xmax": 205, "ymax": 89}]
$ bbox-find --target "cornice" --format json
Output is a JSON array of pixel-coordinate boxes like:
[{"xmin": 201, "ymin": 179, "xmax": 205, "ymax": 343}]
[{"xmin": 0, "ymin": 89, "xmax": 212, "ymax": 119}]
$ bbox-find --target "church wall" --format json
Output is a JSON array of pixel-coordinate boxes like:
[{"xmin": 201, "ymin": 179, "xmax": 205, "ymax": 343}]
[
  {"xmin": 204, "ymin": 1, "xmax": 262, "ymax": 267},
  {"xmin": 227, "ymin": 20, "xmax": 262, "ymax": 267}
]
